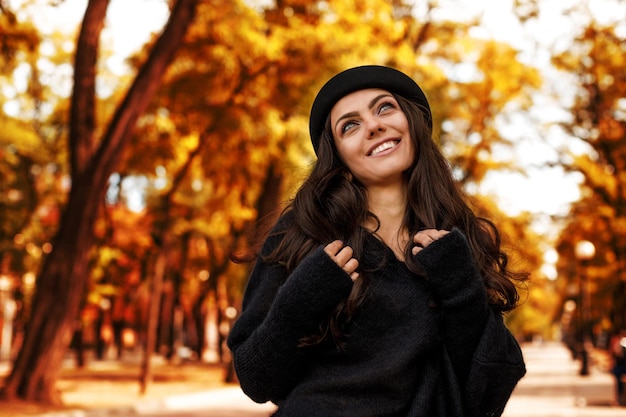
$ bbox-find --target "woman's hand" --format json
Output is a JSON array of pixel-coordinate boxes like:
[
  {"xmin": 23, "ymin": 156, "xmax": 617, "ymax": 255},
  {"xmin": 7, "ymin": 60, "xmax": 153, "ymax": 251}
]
[
  {"xmin": 412, "ymin": 229, "xmax": 449, "ymax": 255},
  {"xmin": 324, "ymin": 240, "xmax": 360, "ymax": 281}
]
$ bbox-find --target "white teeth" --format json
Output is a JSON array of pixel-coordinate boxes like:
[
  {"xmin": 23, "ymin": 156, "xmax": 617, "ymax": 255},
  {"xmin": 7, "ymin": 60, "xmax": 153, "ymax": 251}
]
[{"xmin": 371, "ymin": 141, "xmax": 397, "ymax": 155}]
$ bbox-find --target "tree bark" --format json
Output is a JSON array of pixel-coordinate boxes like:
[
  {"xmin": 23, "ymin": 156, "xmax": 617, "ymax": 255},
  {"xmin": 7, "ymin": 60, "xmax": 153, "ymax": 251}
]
[
  {"xmin": 70, "ymin": 0, "xmax": 107, "ymax": 176},
  {"xmin": 1, "ymin": 0, "xmax": 199, "ymax": 404},
  {"xmin": 139, "ymin": 237, "xmax": 168, "ymax": 395}
]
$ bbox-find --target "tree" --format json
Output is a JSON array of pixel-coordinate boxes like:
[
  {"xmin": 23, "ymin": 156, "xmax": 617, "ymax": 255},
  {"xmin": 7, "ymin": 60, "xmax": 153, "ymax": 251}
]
[
  {"xmin": 0, "ymin": 2, "xmax": 45, "ymax": 283},
  {"xmin": 552, "ymin": 21, "xmax": 626, "ymax": 336},
  {"xmin": 1, "ymin": 0, "xmax": 200, "ymax": 404}
]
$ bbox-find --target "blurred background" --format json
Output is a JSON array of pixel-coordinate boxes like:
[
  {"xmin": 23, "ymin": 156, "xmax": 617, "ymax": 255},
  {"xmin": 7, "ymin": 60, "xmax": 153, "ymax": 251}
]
[{"xmin": 0, "ymin": 0, "xmax": 625, "ymax": 411}]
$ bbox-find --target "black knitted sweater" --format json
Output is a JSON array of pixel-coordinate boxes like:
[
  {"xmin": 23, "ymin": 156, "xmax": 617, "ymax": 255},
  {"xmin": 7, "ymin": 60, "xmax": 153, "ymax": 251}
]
[{"xmin": 227, "ymin": 216, "xmax": 526, "ymax": 417}]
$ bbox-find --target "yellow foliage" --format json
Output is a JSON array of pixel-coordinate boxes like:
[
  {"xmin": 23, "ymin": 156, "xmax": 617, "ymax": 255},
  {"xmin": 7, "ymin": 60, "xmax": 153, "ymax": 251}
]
[{"xmin": 1, "ymin": 0, "xmax": 570, "ymax": 339}]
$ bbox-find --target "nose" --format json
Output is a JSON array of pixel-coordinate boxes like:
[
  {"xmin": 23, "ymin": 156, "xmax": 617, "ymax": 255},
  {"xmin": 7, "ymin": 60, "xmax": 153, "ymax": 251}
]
[{"xmin": 367, "ymin": 118, "xmax": 385, "ymax": 137}]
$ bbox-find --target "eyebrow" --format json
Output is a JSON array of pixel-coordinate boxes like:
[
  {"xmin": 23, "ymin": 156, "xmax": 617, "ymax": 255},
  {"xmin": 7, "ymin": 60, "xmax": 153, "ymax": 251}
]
[{"xmin": 333, "ymin": 93, "xmax": 394, "ymax": 132}]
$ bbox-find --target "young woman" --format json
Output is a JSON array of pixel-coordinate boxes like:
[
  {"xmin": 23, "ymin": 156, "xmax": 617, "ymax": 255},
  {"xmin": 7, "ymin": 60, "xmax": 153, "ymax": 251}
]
[{"xmin": 227, "ymin": 65, "xmax": 528, "ymax": 417}]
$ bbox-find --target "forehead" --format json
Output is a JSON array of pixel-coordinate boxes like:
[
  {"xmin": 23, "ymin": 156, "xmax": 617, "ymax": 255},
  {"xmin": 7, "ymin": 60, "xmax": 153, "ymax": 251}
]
[{"xmin": 330, "ymin": 88, "xmax": 393, "ymax": 119}]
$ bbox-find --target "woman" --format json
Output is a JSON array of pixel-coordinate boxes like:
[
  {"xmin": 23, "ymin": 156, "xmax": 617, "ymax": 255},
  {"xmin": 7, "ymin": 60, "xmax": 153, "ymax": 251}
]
[{"xmin": 227, "ymin": 65, "xmax": 528, "ymax": 417}]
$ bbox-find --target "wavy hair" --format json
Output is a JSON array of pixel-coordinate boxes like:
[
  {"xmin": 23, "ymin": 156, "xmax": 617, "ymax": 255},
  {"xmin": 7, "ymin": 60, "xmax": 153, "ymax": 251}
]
[{"xmin": 261, "ymin": 94, "xmax": 528, "ymax": 347}]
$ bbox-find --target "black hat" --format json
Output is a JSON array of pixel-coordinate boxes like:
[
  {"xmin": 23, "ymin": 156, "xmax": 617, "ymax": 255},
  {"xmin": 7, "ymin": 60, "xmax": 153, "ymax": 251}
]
[{"xmin": 309, "ymin": 65, "xmax": 432, "ymax": 154}]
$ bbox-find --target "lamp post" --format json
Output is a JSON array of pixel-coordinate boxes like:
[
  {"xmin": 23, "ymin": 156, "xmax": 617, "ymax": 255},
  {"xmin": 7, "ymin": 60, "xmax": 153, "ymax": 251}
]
[{"xmin": 575, "ymin": 240, "xmax": 595, "ymax": 376}]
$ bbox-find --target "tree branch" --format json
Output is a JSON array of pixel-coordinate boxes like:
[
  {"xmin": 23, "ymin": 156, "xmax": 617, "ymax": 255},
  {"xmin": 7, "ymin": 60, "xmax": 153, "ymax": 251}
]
[{"xmin": 69, "ymin": 0, "xmax": 110, "ymax": 177}]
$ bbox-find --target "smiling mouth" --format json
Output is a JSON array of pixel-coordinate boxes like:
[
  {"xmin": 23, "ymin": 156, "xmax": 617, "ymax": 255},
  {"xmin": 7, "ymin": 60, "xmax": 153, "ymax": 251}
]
[{"xmin": 369, "ymin": 140, "xmax": 399, "ymax": 156}]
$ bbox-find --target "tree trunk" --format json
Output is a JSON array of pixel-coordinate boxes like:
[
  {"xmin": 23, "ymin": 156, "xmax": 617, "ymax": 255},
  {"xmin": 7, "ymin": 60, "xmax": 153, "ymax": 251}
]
[
  {"xmin": 1, "ymin": 0, "xmax": 199, "ymax": 404},
  {"xmin": 1, "ymin": 0, "xmax": 110, "ymax": 403},
  {"xmin": 139, "ymin": 240, "xmax": 168, "ymax": 395},
  {"xmin": 2, "ymin": 167, "xmax": 110, "ymax": 403}
]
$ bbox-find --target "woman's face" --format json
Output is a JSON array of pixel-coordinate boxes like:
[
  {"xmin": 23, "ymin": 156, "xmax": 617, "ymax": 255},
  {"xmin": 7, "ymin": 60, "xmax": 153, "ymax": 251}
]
[{"xmin": 329, "ymin": 88, "xmax": 415, "ymax": 188}]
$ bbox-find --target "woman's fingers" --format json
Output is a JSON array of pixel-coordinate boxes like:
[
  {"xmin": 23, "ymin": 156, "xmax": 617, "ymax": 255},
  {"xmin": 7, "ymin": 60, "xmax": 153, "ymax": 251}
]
[
  {"xmin": 344, "ymin": 258, "xmax": 360, "ymax": 281},
  {"xmin": 412, "ymin": 229, "xmax": 449, "ymax": 255},
  {"xmin": 324, "ymin": 240, "xmax": 344, "ymax": 257},
  {"xmin": 324, "ymin": 240, "xmax": 360, "ymax": 281}
]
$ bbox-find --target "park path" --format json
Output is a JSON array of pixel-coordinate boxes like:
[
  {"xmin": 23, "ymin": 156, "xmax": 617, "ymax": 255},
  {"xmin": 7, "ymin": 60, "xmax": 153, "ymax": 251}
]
[{"xmin": 3, "ymin": 341, "xmax": 625, "ymax": 417}]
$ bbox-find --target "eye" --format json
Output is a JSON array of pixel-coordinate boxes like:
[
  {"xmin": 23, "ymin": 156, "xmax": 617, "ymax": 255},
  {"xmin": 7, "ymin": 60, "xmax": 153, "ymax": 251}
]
[
  {"xmin": 377, "ymin": 101, "xmax": 396, "ymax": 114},
  {"xmin": 340, "ymin": 120, "xmax": 359, "ymax": 134}
]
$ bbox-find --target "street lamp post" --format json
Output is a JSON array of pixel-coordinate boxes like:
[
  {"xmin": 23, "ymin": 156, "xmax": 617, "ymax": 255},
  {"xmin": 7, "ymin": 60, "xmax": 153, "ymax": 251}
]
[{"xmin": 575, "ymin": 240, "xmax": 596, "ymax": 376}]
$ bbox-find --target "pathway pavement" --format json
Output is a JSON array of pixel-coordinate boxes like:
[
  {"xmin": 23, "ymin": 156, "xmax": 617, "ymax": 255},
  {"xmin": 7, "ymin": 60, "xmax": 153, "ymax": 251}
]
[
  {"xmin": 5, "ymin": 342, "xmax": 626, "ymax": 416},
  {"xmin": 503, "ymin": 342, "xmax": 624, "ymax": 417}
]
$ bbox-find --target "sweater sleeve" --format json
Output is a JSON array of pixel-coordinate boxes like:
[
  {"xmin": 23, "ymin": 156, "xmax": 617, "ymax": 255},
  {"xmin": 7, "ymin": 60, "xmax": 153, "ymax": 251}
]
[
  {"xmin": 414, "ymin": 228, "xmax": 525, "ymax": 415},
  {"xmin": 227, "ymin": 233, "xmax": 354, "ymax": 404},
  {"xmin": 414, "ymin": 228, "xmax": 489, "ymax": 385}
]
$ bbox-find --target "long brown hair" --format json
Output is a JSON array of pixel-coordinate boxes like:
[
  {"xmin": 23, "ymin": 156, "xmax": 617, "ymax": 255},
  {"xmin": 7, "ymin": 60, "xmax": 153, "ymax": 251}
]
[{"xmin": 260, "ymin": 94, "xmax": 527, "ymax": 347}]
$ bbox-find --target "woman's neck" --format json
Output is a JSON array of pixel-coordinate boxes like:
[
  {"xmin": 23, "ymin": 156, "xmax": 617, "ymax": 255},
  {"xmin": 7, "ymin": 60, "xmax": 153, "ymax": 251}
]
[{"xmin": 365, "ymin": 184, "xmax": 409, "ymax": 261}]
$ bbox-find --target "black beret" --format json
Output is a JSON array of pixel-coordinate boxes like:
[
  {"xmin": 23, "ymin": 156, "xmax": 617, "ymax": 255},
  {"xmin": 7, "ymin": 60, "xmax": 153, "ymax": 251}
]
[{"xmin": 308, "ymin": 65, "xmax": 432, "ymax": 154}]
